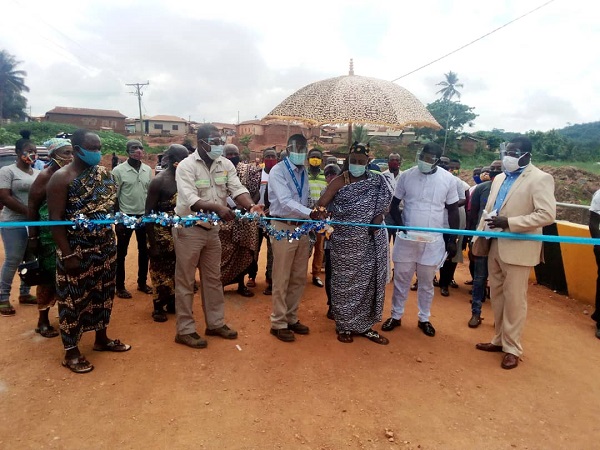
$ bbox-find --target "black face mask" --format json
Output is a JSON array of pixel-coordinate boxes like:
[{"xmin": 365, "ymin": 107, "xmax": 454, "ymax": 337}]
[
  {"xmin": 489, "ymin": 170, "xmax": 502, "ymax": 179},
  {"xmin": 229, "ymin": 156, "xmax": 240, "ymax": 167}
]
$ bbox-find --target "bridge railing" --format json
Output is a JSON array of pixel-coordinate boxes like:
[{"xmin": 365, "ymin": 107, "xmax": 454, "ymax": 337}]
[{"xmin": 556, "ymin": 202, "xmax": 590, "ymax": 226}]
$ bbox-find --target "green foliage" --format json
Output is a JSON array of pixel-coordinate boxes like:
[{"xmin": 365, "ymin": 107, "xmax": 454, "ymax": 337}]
[
  {"xmin": 557, "ymin": 121, "xmax": 600, "ymax": 160},
  {"xmin": 0, "ymin": 50, "xmax": 29, "ymax": 120},
  {"xmin": 427, "ymin": 99, "xmax": 478, "ymax": 133},
  {"xmin": 0, "ymin": 121, "xmax": 130, "ymax": 154},
  {"xmin": 436, "ymin": 71, "xmax": 463, "ymax": 101},
  {"xmin": 239, "ymin": 134, "xmax": 253, "ymax": 147},
  {"xmin": 351, "ymin": 124, "xmax": 372, "ymax": 144}
]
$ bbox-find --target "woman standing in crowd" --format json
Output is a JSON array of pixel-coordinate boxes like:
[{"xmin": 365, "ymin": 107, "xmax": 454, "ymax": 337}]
[
  {"xmin": 0, "ymin": 130, "xmax": 40, "ymax": 316},
  {"xmin": 26, "ymin": 137, "xmax": 74, "ymax": 335},
  {"xmin": 316, "ymin": 142, "xmax": 391, "ymax": 344}
]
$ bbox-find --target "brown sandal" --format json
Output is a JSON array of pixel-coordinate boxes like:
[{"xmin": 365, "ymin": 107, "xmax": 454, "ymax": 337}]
[
  {"xmin": 62, "ymin": 355, "xmax": 94, "ymax": 374},
  {"xmin": 337, "ymin": 331, "xmax": 353, "ymax": 343},
  {"xmin": 361, "ymin": 329, "xmax": 389, "ymax": 345}
]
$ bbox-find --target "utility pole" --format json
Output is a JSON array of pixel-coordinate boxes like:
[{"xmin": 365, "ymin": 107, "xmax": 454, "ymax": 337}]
[{"xmin": 126, "ymin": 81, "xmax": 149, "ymax": 145}]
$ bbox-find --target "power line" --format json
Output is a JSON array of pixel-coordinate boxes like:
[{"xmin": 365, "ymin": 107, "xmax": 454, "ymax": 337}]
[{"xmin": 391, "ymin": 0, "xmax": 556, "ymax": 82}]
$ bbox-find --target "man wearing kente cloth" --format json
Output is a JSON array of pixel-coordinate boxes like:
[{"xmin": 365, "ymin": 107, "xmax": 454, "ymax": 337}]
[{"xmin": 48, "ymin": 129, "xmax": 131, "ymax": 374}]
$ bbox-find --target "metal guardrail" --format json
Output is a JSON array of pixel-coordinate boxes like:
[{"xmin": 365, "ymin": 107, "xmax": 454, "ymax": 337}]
[{"xmin": 556, "ymin": 202, "xmax": 590, "ymax": 225}]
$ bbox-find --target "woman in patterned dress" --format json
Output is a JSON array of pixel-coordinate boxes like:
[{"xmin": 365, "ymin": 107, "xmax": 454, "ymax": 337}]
[
  {"xmin": 145, "ymin": 144, "xmax": 189, "ymax": 322},
  {"xmin": 47, "ymin": 129, "xmax": 131, "ymax": 374},
  {"xmin": 316, "ymin": 142, "xmax": 391, "ymax": 344}
]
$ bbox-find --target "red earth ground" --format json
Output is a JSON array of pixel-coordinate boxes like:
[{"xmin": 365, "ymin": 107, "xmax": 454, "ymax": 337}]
[{"xmin": 1, "ymin": 235, "xmax": 600, "ymax": 449}]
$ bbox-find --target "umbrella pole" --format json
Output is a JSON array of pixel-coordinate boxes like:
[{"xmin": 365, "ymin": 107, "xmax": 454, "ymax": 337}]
[{"xmin": 348, "ymin": 122, "xmax": 353, "ymax": 147}]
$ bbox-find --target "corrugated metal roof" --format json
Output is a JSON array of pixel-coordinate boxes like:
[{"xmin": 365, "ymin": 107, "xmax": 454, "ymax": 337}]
[{"xmin": 148, "ymin": 115, "xmax": 187, "ymax": 122}]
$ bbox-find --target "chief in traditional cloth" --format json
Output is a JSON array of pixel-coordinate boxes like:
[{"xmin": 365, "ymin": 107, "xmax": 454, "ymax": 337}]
[
  {"xmin": 219, "ymin": 145, "xmax": 261, "ymax": 296},
  {"xmin": 145, "ymin": 144, "xmax": 189, "ymax": 322},
  {"xmin": 316, "ymin": 142, "xmax": 391, "ymax": 345},
  {"xmin": 26, "ymin": 137, "xmax": 74, "ymax": 338},
  {"xmin": 48, "ymin": 129, "xmax": 131, "ymax": 374}
]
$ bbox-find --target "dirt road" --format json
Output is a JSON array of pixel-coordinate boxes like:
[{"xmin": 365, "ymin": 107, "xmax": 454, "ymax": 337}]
[{"xmin": 1, "ymin": 238, "xmax": 599, "ymax": 449}]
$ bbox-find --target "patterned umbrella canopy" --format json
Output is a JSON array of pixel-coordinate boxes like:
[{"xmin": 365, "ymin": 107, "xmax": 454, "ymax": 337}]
[{"xmin": 264, "ymin": 72, "xmax": 440, "ymax": 130}]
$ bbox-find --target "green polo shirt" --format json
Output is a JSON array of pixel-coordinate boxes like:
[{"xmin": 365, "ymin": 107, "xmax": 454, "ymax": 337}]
[{"xmin": 111, "ymin": 161, "xmax": 152, "ymax": 215}]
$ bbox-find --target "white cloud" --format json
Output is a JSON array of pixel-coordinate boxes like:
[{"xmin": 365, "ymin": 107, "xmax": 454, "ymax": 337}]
[{"xmin": 1, "ymin": 0, "xmax": 597, "ymax": 132}]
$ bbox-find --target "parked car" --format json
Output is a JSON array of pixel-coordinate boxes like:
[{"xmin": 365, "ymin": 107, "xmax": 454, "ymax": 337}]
[{"xmin": 370, "ymin": 158, "xmax": 389, "ymax": 172}]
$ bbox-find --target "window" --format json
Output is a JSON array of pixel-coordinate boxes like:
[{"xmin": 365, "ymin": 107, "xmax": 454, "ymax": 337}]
[
  {"xmin": 172, "ymin": 125, "xmax": 179, "ymax": 131},
  {"xmin": 154, "ymin": 124, "xmax": 163, "ymax": 130}
]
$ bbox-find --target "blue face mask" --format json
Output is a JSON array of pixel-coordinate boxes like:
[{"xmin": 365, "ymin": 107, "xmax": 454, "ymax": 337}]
[
  {"xmin": 288, "ymin": 151, "xmax": 307, "ymax": 166},
  {"xmin": 206, "ymin": 145, "xmax": 224, "ymax": 160},
  {"xmin": 77, "ymin": 146, "xmax": 101, "ymax": 166},
  {"xmin": 349, "ymin": 163, "xmax": 366, "ymax": 177},
  {"xmin": 473, "ymin": 175, "xmax": 481, "ymax": 184}
]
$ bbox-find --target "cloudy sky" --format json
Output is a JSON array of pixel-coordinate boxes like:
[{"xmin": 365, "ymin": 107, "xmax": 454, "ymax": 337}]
[{"xmin": 2, "ymin": 0, "xmax": 596, "ymax": 132}]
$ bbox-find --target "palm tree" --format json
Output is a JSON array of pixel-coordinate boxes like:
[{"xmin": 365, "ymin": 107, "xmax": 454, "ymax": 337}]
[
  {"xmin": 436, "ymin": 71, "xmax": 463, "ymax": 152},
  {"xmin": 0, "ymin": 50, "xmax": 29, "ymax": 120},
  {"xmin": 352, "ymin": 124, "xmax": 372, "ymax": 144}
]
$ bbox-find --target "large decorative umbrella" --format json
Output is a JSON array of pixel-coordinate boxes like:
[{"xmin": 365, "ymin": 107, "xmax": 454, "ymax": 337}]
[{"xmin": 264, "ymin": 61, "xmax": 441, "ymax": 138}]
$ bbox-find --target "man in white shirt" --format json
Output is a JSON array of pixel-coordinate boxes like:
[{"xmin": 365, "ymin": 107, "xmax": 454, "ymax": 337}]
[
  {"xmin": 382, "ymin": 143, "xmax": 460, "ymax": 337},
  {"xmin": 589, "ymin": 189, "xmax": 600, "ymax": 339}
]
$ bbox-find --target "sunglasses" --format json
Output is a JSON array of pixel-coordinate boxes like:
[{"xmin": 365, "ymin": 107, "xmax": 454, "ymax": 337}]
[{"xmin": 204, "ymin": 137, "xmax": 226, "ymax": 146}]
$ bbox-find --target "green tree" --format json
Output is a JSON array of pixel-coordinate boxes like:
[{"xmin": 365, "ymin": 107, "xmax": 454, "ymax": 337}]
[
  {"xmin": 0, "ymin": 50, "xmax": 29, "ymax": 120},
  {"xmin": 351, "ymin": 124, "xmax": 372, "ymax": 144},
  {"xmin": 435, "ymin": 71, "xmax": 464, "ymax": 152},
  {"xmin": 426, "ymin": 99, "xmax": 477, "ymax": 150}
]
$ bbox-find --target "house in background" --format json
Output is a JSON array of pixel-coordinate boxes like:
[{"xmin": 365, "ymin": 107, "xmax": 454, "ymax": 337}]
[
  {"xmin": 128, "ymin": 115, "xmax": 188, "ymax": 136},
  {"xmin": 457, "ymin": 135, "xmax": 487, "ymax": 154},
  {"xmin": 44, "ymin": 107, "xmax": 127, "ymax": 133}
]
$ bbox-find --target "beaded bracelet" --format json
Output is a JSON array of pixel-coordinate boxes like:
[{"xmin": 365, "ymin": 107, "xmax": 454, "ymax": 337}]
[{"xmin": 60, "ymin": 253, "xmax": 78, "ymax": 262}]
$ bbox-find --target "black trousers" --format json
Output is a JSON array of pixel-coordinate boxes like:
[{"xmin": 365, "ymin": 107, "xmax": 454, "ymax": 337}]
[
  {"xmin": 439, "ymin": 259, "xmax": 457, "ymax": 288},
  {"xmin": 325, "ymin": 248, "xmax": 332, "ymax": 306},
  {"xmin": 115, "ymin": 222, "xmax": 149, "ymax": 290}
]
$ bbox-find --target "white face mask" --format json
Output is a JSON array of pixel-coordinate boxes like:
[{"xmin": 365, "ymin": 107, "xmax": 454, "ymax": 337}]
[
  {"xmin": 418, "ymin": 160, "xmax": 435, "ymax": 174},
  {"xmin": 206, "ymin": 145, "xmax": 224, "ymax": 160},
  {"xmin": 289, "ymin": 151, "xmax": 307, "ymax": 166},
  {"xmin": 502, "ymin": 155, "xmax": 519, "ymax": 173}
]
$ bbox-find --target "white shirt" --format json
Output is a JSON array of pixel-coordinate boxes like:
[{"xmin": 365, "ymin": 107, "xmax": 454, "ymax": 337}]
[
  {"xmin": 381, "ymin": 169, "xmax": 402, "ymax": 195},
  {"xmin": 267, "ymin": 158, "xmax": 311, "ymax": 219},
  {"xmin": 591, "ymin": 189, "xmax": 600, "ymax": 214},
  {"xmin": 391, "ymin": 167, "xmax": 459, "ymax": 265}
]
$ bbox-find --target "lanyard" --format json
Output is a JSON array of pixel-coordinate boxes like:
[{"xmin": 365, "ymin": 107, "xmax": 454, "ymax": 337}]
[{"xmin": 283, "ymin": 158, "xmax": 305, "ymax": 198}]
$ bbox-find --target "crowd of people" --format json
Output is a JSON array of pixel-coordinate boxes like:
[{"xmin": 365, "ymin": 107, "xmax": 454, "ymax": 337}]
[{"xmin": 4, "ymin": 125, "xmax": 599, "ymax": 374}]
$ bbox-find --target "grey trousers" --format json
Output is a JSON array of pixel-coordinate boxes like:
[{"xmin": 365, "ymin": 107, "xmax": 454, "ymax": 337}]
[{"xmin": 173, "ymin": 226, "xmax": 226, "ymax": 335}]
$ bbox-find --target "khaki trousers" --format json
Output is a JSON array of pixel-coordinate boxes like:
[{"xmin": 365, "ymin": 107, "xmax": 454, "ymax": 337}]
[
  {"xmin": 270, "ymin": 222, "xmax": 310, "ymax": 329},
  {"xmin": 311, "ymin": 233, "xmax": 325, "ymax": 276},
  {"xmin": 488, "ymin": 239, "xmax": 532, "ymax": 357},
  {"xmin": 173, "ymin": 226, "xmax": 225, "ymax": 335}
]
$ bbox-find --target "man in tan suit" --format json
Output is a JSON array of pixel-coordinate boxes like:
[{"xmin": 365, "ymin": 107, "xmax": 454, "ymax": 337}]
[{"xmin": 472, "ymin": 136, "xmax": 556, "ymax": 370}]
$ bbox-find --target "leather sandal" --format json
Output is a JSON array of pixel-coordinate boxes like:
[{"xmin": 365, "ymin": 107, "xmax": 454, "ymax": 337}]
[
  {"xmin": 361, "ymin": 329, "xmax": 389, "ymax": 345},
  {"xmin": 35, "ymin": 324, "xmax": 59, "ymax": 338},
  {"xmin": 62, "ymin": 355, "xmax": 94, "ymax": 374},
  {"xmin": 337, "ymin": 331, "xmax": 353, "ymax": 343},
  {"xmin": 93, "ymin": 339, "xmax": 132, "ymax": 352}
]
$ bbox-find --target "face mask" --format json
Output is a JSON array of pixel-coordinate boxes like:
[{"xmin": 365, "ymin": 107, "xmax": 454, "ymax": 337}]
[
  {"xmin": 206, "ymin": 145, "xmax": 224, "ymax": 160},
  {"xmin": 289, "ymin": 151, "xmax": 306, "ymax": 166},
  {"xmin": 129, "ymin": 149, "xmax": 144, "ymax": 161},
  {"xmin": 228, "ymin": 156, "xmax": 240, "ymax": 167},
  {"xmin": 473, "ymin": 175, "xmax": 481, "ymax": 184},
  {"xmin": 349, "ymin": 163, "xmax": 366, "ymax": 177},
  {"xmin": 21, "ymin": 152, "xmax": 36, "ymax": 165},
  {"xmin": 489, "ymin": 170, "xmax": 502, "ymax": 179},
  {"xmin": 308, "ymin": 157, "xmax": 322, "ymax": 167},
  {"xmin": 264, "ymin": 159, "xmax": 277, "ymax": 170},
  {"xmin": 418, "ymin": 160, "xmax": 435, "ymax": 174},
  {"xmin": 502, "ymin": 156, "xmax": 520, "ymax": 173},
  {"xmin": 52, "ymin": 155, "xmax": 72, "ymax": 168},
  {"xmin": 388, "ymin": 161, "xmax": 399, "ymax": 171},
  {"xmin": 77, "ymin": 146, "xmax": 102, "ymax": 166}
]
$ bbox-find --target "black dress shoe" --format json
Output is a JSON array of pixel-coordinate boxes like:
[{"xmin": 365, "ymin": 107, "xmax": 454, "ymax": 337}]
[
  {"xmin": 288, "ymin": 321, "xmax": 310, "ymax": 334},
  {"xmin": 410, "ymin": 282, "xmax": 418, "ymax": 291},
  {"xmin": 418, "ymin": 321, "xmax": 435, "ymax": 337},
  {"xmin": 137, "ymin": 284, "xmax": 153, "ymax": 294},
  {"xmin": 440, "ymin": 287, "xmax": 450, "ymax": 297},
  {"xmin": 432, "ymin": 276, "xmax": 439, "ymax": 287},
  {"xmin": 312, "ymin": 277, "xmax": 324, "ymax": 288},
  {"xmin": 381, "ymin": 317, "xmax": 401, "ymax": 331},
  {"xmin": 450, "ymin": 279, "xmax": 458, "ymax": 289},
  {"xmin": 237, "ymin": 286, "xmax": 255, "ymax": 297}
]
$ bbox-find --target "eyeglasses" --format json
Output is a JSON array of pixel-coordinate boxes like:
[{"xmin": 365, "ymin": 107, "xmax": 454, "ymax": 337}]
[
  {"xmin": 500, "ymin": 142, "xmax": 527, "ymax": 158},
  {"xmin": 205, "ymin": 136, "xmax": 226, "ymax": 146}
]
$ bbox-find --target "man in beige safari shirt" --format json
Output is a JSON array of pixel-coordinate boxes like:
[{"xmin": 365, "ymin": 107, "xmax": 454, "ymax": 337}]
[{"xmin": 173, "ymin": 124, "xmax": 263, "ymax": 349}]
